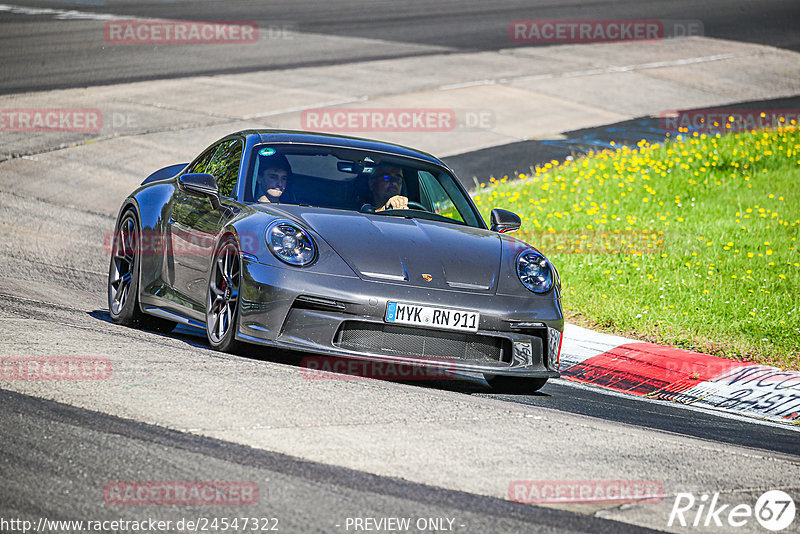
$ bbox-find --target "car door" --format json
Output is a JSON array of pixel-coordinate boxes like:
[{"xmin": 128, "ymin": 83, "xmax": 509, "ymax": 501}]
[{"xmin": 167, "ymin": 138, "xmax": 243, "ymax": 310}]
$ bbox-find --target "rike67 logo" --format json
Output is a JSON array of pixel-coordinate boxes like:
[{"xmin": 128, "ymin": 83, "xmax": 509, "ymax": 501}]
[{"xmin": 669, "ymin": 490, "xmax": 795, "ymax": 531}]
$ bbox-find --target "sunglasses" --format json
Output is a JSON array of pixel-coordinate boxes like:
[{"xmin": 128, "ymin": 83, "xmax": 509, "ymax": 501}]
[{"xmin": 380, "ymin": 173, "xmax": 403, "ymax": 184}]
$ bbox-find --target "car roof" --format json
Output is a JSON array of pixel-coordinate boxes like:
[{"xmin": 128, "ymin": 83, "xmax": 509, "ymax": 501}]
[{"xmin": 233, "ymin": 129, "xmax": 445, "ymax": 166}]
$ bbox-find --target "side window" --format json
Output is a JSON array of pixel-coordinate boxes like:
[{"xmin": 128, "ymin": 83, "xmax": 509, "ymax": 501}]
[
  {"xmin": 418, "ymin": 171, "xmax": 465, "ymax": 223},
  {"xmin": 205, "ymin": 139, "xmax": 243, "ymax": 198},
  {"xmin": 189, "ymin": 139, "xmax": 243, "ymax": 198},
  {"xmin": 189, "ymin": 148, "xmax": 216, "ymax": 175}
]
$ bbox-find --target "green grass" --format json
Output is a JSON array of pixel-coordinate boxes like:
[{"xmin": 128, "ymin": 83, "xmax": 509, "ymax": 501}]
[{"xmin": 473, "ymin": 127, "xmax": 800, "ymax": 369}]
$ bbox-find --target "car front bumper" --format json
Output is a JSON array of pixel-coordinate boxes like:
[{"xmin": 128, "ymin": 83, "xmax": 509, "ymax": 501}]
[{"xmin": 236, "ymin": 259, "xmax": 563, "ymax": 378}]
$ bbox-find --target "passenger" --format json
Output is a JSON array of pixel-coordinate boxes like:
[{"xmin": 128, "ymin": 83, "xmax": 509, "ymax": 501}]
[
  {"xmin": 365, "ymin": 163, "xmax": 408, "ymax": 211},
  {"xmin": 256, "ymin": 155, "xmax": 292, "ymax": 203}
]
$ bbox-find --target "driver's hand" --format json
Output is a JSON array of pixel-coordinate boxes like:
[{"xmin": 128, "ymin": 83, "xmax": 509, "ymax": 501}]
[{"xmin": 377, "ymin": 195, "xmax": 409, "ymax": 211}]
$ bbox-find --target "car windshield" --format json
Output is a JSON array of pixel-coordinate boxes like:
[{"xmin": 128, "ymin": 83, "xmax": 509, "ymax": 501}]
[{"xmin": 245, "ymin": 144, "xmax": 484, "ymax": 228}]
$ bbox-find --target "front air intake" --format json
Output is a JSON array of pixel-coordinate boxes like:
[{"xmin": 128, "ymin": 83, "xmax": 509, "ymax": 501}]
[{"xmin": 334, "ymin": 321, "xmax": 511, "ymax": 363}]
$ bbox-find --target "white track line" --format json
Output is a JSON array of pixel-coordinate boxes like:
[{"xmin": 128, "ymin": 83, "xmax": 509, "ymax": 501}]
[{"xmin": 0, "ymin": 4, "xmax": 135, "ymax": 21}]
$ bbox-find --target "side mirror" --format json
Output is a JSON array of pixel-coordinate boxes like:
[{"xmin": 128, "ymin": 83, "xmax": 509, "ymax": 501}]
[
  {"xmin": 490, "ymin": 208, "xmax": 521, "ymax": 233},
  {"xmin": 179, "ymin": 173, "xmax": 222, "ymax": 210}
]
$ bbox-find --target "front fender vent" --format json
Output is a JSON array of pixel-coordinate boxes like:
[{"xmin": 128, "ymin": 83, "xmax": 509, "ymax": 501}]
[{"xmin": 294, "ymin": 295, "xmax": 347, "ymax": 311}]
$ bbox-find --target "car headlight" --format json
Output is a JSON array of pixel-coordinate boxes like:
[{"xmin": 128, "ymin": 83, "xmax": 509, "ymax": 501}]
[
  {"xmin": 266, "ymin": 220, "xmax": 317, "ymax": 266},
  {"xmin": 516, "ymin": 250, "xmax": 554, "ymax": 293}
]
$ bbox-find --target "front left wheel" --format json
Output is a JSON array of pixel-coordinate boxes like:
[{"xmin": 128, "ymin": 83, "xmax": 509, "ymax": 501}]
[
  {"xmin": 206, "ymin": 237, "xmax": 242, "ymax": 352},
  {"xmin": 108, "ymin": 208, "xmax": 175, "ymax": 333}
]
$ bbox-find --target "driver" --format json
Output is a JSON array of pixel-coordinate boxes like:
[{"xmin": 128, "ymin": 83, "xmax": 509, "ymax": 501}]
[
  {"xmin": 256, "ymin": 155, "xmax": 292, "ymax": 203},
  {"xmin": 366, "ymin": 163, "xmax": 409, "ymax": 212}
]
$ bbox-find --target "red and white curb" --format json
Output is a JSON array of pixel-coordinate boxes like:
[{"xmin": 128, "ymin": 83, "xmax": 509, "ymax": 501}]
[{"xmin": 558, "ymin": 324, "xmax": 800, "ymax": 425}]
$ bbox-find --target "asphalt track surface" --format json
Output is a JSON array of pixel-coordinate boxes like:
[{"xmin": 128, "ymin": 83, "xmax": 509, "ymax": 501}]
[
  {"xmin": 154, "ymin": 326, "xmax": 800, "ymax": 458},
  {"xmin": 2, "ymin": 1, "xmax": 800, "ymax": 532},
  {"xmin": 1, "ymin": 0, "xmax": 799, "ymax": 94},
  {"xmin": 1, "ymin": 388, "xmax": 662, "ymax": 534}
]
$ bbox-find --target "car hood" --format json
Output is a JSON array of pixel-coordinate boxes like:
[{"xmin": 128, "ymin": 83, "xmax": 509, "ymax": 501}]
[{"xmin": 274, "ymin": 207, "xmax": 501, "ymax": 292}]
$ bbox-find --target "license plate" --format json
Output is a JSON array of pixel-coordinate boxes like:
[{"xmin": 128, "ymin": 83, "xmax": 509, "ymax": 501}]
[{"xmin": 385, "ymin": 302, "xmax": 479, "ymax": 332}]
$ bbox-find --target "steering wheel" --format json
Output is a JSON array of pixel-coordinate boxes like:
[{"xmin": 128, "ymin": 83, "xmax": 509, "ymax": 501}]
[{"xmin": 406, "ymin": 201, "xmax": 426, "ymax": 211}]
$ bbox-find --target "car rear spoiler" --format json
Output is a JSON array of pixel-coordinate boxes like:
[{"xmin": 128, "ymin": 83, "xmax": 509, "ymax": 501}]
[{"xmin": 141, "ymin": 163, "xmax": 189, "ymax": 185}]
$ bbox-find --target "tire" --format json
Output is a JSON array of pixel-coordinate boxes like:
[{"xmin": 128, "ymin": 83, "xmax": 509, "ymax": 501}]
[
  {"xmin": 108, "ymin": 208, "xmax": 176, "ymax": 333},
  {"xmin": 486, "ymin": 375, "xmax": 548, "ymax": 394},
  {"xmin": 205, "ymin": 236, "xmax": 242, "ymax": 352}
]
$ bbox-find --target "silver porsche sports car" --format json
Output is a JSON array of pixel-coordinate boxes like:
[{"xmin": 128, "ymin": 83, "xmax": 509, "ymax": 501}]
[{"xmin": 108, "ymin": 130, "xmax": 563, "ymax": 392}]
